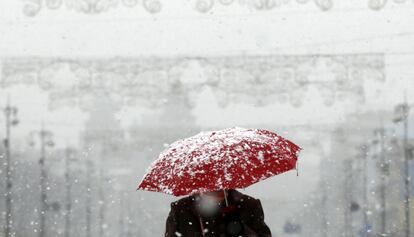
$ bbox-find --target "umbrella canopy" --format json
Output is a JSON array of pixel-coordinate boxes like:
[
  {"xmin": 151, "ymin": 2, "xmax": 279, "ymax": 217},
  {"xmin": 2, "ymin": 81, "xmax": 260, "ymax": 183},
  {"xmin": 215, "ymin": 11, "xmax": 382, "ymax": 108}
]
[{"xmin": 137, "ymin": 127, "xmax": 301, "ymax": 196}]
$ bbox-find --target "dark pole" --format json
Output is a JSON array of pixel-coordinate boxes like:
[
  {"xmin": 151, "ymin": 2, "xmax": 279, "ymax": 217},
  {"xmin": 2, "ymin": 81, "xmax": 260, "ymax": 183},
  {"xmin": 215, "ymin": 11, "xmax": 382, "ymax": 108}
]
[
  {"xmin": 4, "ymin": 99, "xmax": 11, "ymax": 237},
  {"xmin": 361, "ymin": 145, "xmax": 369, "ymax": 237},
  {"xmin": 320, "ymin": 179, "xmax": 328, "ymax": 237},
  {"xmin": 30, "ymin": 123, "xmax": 54, "ymax": 237},
  {"xmin": 119, "ymin": 191, "xmax": 124, "ymax": 237},
  {"xmin": 39, "ymin": 123, "xmax": 47, "ymax": 237},
  {"xmin": 125, "ymin": 195, "xmax": 132, "ymax": 237},
  {"xmin": 402, "ymin": 100, "xmax": 410, "ymax": 237},
  {"xmin": 85, "ymin": 159, "xmax": 92, "ymax": 237},
  {"xmin": 3, "ymin": 97, "xmax": 18, "ymax": 237},
  {"xmin": 379, "ymin": 128, "xmax": 386, "ymax": 237},
  {"xmin": 64, "ymin": 148, "xmax": 72, "ymax": 237},
  {"xmin": 98, "ymin": 143, "xmax": 106, "ymax": 237},
  {"xmin": 394, "ymin": 96, "xmax": 411, "ymax": 237},
  {"xmin": 98, "ymin": 161, "xmax": 105, "ymax": 237},
  {"xmin": 343, "ymin": 160, "xmax": 352, "ymax": 237}
]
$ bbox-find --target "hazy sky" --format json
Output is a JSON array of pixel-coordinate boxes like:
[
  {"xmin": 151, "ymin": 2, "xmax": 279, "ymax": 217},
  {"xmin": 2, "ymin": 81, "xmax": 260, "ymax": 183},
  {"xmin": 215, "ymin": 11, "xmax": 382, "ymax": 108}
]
[{"xmin": 1, "ymin": 0, "xmax": 414, "ymax": 201}]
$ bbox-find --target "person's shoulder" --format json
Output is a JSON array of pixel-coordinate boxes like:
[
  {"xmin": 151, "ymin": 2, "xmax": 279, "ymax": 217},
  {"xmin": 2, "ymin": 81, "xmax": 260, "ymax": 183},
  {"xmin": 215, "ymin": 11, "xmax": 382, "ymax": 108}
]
[
  {"xmin": 170, "ymin": 195, "xmax": 194, "ymax": 208},
  {"xmin": 231, "ymin": 189, "xmax": 261, "ymax": 204}
]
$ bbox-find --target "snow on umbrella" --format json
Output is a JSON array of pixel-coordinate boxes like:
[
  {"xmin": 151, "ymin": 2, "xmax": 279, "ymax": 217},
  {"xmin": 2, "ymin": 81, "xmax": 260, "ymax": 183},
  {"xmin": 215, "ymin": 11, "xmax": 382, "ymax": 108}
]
[{"xmin": 137, "ymin": 127, "xmax": 301, "ymax": 196}]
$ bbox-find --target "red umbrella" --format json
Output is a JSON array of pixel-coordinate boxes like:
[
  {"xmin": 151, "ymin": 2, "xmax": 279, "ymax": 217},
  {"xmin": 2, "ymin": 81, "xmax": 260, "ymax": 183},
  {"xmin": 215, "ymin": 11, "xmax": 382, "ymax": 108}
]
[{"xmin": 137, "ymin": 127, "xmax": 301, "ymax": 197}]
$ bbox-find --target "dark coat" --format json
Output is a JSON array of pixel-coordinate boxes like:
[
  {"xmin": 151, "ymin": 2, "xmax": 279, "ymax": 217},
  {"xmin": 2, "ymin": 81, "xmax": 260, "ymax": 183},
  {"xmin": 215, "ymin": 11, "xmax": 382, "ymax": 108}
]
[{"xmin": 165, "ymin": 189, "xmax": 272, "ymax": 237}]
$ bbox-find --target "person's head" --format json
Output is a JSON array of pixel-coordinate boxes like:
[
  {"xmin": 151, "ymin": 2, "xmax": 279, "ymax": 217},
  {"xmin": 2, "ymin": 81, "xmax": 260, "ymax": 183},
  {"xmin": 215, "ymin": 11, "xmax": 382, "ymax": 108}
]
[
  {"xmin": 198, "ymin": 189, "xmax": 230, "ymax": 202},
  {"xmin": 194, "ymin": 189, "xmax": 227, "ymax": 216}
]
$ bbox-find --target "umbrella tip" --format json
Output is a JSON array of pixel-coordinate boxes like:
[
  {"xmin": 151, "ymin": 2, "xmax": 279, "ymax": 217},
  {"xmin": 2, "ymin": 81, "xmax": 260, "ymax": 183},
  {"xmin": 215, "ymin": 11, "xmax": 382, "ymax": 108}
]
[{"xmin": 296, "ymin": 160, "xmax": 299, "ymax": 176}]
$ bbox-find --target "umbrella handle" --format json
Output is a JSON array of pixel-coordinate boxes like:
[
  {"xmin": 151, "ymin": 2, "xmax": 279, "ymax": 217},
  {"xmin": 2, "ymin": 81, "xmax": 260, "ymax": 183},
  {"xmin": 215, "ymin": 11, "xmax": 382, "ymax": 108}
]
[
  {"xmin": 198, "ymin": 216, "xmax": 206, "ymax": 237},
  {"xmin": 223, "ymin": 189, "xmax": 229, "ymax": 207},
  {"xmin": 296, "ymin": 160, "xmax": 299, "ymax": 176}
]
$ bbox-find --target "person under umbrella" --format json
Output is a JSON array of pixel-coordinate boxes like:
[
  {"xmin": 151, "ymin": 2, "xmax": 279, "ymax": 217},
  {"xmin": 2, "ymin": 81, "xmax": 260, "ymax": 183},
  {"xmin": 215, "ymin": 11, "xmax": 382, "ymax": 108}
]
[
  {"xmin": 137, "ymin": 127, "xmax": 301, "ymax": 237},
  {"xmin": 165, "ymin": 188, "xmax": 272, "ymax": 237}
]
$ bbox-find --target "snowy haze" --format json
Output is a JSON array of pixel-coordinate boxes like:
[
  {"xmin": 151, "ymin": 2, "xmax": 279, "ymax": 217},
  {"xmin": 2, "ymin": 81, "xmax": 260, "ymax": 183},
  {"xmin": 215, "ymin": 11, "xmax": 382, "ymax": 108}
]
[{"xmin": 0, "ymin": 1, "xmax": 414, "ymax": 237}]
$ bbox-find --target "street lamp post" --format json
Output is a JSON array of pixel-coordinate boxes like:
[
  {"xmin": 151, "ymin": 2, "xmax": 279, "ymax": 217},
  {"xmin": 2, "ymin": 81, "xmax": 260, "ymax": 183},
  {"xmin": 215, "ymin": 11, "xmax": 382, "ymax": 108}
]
[
  {"xmin": 118, "ymin": 191, "xmax": 125, "ymax": 237},
  {"xmin": 393, "ymin": 98, "xmax": 410, "ymax": 237},
  {"xmin": 110, "ymin": 169, "xmax": 132, "ymax": 237},
  {"xmin": 30, "ymin": 123, "xmax": 54, "ymax": 237},
  {"xmin": 64, "ymin": 147, "xmax": 77, "ymax": 237},
  {"xmin": 360, "ymin": 144, "xmax": 369, "ymax": 237},
  {"xmin": 2, "ymin": 98, "xmax": 19, "ymax": 237},
  {"xmin": 85, "ymin": 158, "xmax": 93, "ymax": 237},
  {"xmin": 343, "ymin": 159, "xmax": 353, "ymax": 237},
  {"xmin": 366, "ymin": 125, "xmax": 393, "ymax": 237},
  {"xmin": 373, "ymin": 127, "xmax": 389, "ymax": 237},
  {"xmin": 320, "ymin": 178, "xmax": 328, "ymax": 237},
  {"xmin": 98, "ymin": 154, "xmax": 106, "ymax": 237}
]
